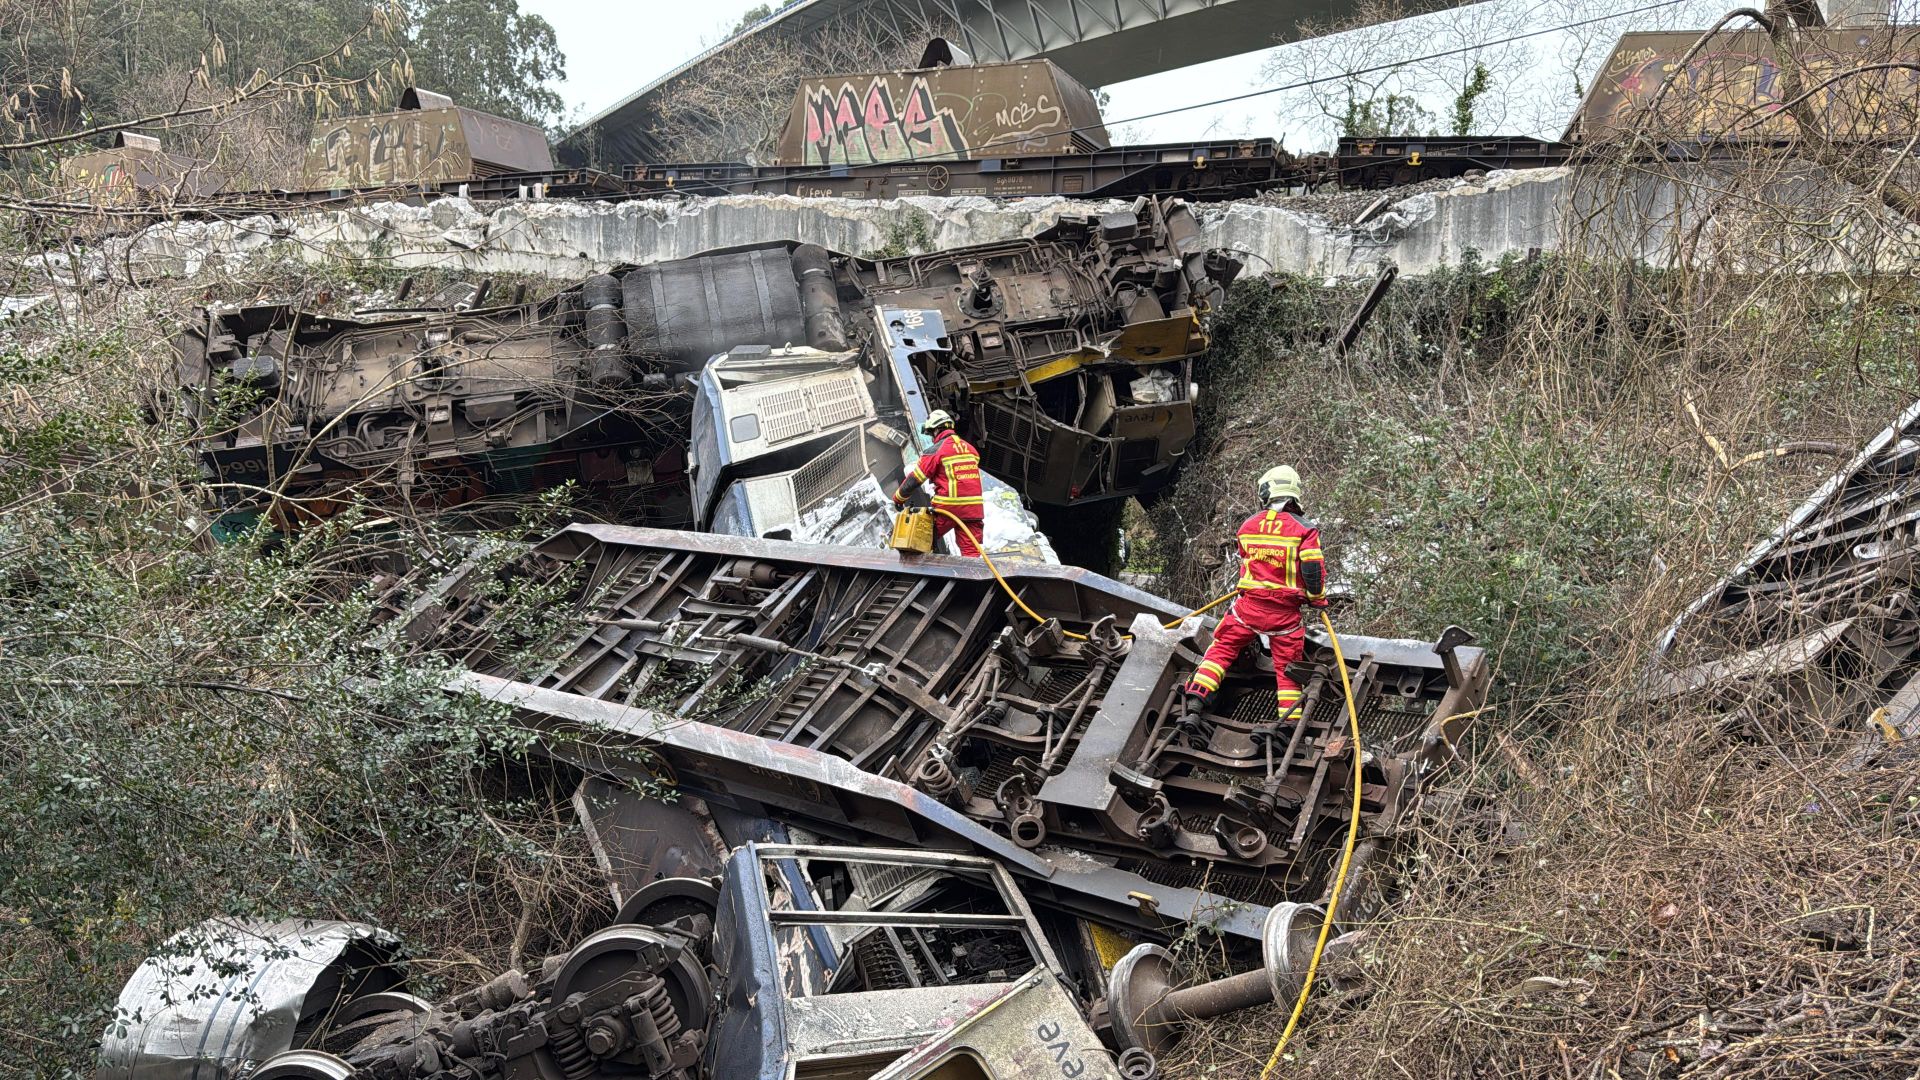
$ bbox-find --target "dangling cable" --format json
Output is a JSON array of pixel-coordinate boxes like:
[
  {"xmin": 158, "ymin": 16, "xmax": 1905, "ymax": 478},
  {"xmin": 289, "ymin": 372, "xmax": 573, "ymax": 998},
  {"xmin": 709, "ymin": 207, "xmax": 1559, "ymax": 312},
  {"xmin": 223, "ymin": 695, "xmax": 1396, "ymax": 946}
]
[
  {"xmin": 925, "ymin": 507, "xmax": 1233, "ymax": 639},
  {"xmin": 1258, "ymin": 607, "xmax": 1364, "ymax": 1079},
  {"xmin": 921, "ymin": 505, "xmax": 1363, "ymax": 1073}
]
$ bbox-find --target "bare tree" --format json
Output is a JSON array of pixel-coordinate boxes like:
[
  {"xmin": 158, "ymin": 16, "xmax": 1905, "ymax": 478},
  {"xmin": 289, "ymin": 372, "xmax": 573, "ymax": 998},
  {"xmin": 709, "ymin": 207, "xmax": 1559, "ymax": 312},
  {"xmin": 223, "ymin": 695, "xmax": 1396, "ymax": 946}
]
[
  {"xmin": 1, "ymin": 6, "xmax": 411, "ymax": 210},
  {"xmin": 1580, "ymin": 6, "xmax": 1920, "ymax": 226},
  {"xmin": 1759, "ymin": 3, "xmax": 1920, "ymax": 223},
  {"xmin": 1261, "ymin": 0, "xmax": 1440, "ymax": 143},
  {"xmin": 1260, "ymin": 0, "xmax": 1733, "ymax": 147},
  {"xmin": 648, "ymin": 10, "xmax": 955, "ymax": 164}
]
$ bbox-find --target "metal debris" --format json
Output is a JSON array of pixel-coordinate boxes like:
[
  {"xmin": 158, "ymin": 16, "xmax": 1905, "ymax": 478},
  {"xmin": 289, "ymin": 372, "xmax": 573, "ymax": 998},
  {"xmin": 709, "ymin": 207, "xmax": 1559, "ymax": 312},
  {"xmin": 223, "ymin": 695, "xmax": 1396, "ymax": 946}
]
[
  {"xmin": 160, "ymin": 199, "xmax": 1236, "ymax": 529},
  {"xmin": 706, "ymin": 843, "xmax": 1108, "ymax": 1079},
  {"xmin": 144, "ymin": 845, "xmax": 1129, "ymax": 1080},
  {"xmin": 1107, "ymin": 901, "xmax": 1351, "ymax": 1057},
  {"xmin": 868, "ymin": 967, "xmax": 1125, "ymax": 1080},
  {"xmin": 392, "ymin": 524, "xmax": 1486, "ymax": 907},
  {"xmin": 97, "ymin": 919, "xmax": 408, "ymax": 1079},
  {"xmin": 244, "ymin": 915, "xmax": 714, "ymax": 1079},
  {"xmin": 108, "ymin": 173, "xmax": 1485, "ymax": 1080},
  {"xmin": 1654, "ymin": 400, "xmax": 1920, "ymax": 747},
  {"xmin": 100, "ymin": 509, "xmax": 1486, "ymax": 1076}
]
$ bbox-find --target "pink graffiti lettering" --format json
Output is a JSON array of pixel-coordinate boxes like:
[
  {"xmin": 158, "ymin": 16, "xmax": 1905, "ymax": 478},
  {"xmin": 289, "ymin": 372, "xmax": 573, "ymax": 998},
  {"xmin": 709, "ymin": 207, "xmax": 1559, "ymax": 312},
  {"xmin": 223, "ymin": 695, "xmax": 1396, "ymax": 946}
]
[
  {"xmin": 862, "ymin": 82, "xmax": 898, "ymax": 156},
  {"xmin": 803, "ymin": 76, "xmax": 967, "ymax": 166}
]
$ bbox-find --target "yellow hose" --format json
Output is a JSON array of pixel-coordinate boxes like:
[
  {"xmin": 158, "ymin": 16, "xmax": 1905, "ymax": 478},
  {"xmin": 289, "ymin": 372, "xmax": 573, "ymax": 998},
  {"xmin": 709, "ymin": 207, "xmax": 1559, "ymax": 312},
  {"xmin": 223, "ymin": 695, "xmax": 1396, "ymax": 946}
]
[
  {"xmin": 1258, "ymin": 607, "xmax": 1363, "ymax": 1079},
  {"xmin": 926, "ymin": 507, "xmax": 1233, "ymax": 639},
  {"xmin": 923, "ymin": 506, "xmax": 1363, "ymax": 1071}
]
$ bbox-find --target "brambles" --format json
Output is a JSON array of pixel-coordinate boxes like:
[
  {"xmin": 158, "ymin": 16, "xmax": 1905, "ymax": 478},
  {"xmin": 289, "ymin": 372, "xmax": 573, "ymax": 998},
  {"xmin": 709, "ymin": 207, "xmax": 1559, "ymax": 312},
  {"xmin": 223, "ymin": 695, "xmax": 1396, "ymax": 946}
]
[
  {"xmin": 1143, "ymin": 129, "xmax": 1920, "ymax": 1074},
  {"xmin": 0, "ymin": 264, "xmax": 613, "ymax": 1077}
]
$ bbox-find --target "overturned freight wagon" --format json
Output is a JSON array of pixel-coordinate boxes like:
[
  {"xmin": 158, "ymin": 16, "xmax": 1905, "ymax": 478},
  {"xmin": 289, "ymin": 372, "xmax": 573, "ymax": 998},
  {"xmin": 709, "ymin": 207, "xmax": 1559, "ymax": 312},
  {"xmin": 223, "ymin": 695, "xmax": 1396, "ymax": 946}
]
[
  {"xmin": 386, "ymin": 524, "xmax": 1489, "ymax": 916},
  {"xmin": 97, "ymin": 526, "xmax": 1487, "ymax": 1079},
  {"xmin": 160, "ymin": 199, "xmax": 1235, "ymax": 531}
]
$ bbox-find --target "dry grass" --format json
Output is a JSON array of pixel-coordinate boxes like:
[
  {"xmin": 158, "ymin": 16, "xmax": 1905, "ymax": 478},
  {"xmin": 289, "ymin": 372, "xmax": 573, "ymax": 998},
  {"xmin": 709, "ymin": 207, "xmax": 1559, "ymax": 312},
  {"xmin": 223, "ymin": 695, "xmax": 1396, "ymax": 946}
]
[
  {"xmin": 0, "ymin": 248, "xmax": 624, "ymax": 1073},
  {"xmin": 1145, "ymin": 130, "xmax": 1920, "ymax": 1078},
  {"xmin": 10, "ymin": 35, "xmax": 1920, "ymax": 1071}
]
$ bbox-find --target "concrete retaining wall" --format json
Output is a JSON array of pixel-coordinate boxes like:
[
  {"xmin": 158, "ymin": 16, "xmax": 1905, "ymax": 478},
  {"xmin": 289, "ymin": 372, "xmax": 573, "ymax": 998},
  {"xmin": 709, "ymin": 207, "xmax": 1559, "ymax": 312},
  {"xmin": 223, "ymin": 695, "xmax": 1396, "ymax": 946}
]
[{"xmin": 30, "ymin": 165, "xmax": 1920, "ymax": 287}]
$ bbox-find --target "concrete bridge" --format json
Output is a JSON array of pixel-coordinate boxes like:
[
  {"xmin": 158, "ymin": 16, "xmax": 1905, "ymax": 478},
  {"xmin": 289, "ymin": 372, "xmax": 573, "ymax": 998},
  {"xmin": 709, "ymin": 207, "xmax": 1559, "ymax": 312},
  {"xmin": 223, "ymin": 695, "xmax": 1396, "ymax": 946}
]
[{"xmin": 568, "ymin": 0, "xmax": 1459, "ymax": 164}]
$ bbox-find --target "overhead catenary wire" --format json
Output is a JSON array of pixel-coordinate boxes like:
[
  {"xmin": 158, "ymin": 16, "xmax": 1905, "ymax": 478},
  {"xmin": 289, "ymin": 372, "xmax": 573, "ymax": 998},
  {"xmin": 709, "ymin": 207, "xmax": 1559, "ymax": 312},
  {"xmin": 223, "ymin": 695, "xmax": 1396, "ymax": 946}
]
[
  {"xmin": 612, "ymin": 0, "xmax": 1696, "ymax": 199},
  {"xmin": 50, "ymin": 0, "xmax": 1696, "ymax": 223}
]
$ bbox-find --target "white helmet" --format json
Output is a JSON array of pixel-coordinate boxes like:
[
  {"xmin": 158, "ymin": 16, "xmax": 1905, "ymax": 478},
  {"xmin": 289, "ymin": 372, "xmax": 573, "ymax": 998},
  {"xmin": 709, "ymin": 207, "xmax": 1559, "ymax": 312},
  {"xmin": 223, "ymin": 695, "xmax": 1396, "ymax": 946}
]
[
  {"xmin": 921, "ymin": 409, "xmax": 956, "ymax": 436},
  {"xmin": 1258, "ymin": 465, "xmax": 1303, "ymax": 507}
]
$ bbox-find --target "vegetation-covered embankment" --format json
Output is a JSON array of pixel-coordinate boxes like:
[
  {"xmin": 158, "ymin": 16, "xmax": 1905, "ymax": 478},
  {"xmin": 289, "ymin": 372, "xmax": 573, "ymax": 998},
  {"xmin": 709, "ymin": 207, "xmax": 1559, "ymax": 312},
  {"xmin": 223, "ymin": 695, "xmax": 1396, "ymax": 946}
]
[
  {"xmin": 3, "ymin": 151, "xmax": 1920, "ymax": 1077},
  {"xmin": 1138, "ymin": 196, "xmax": 1920, "ymax": 1075}
]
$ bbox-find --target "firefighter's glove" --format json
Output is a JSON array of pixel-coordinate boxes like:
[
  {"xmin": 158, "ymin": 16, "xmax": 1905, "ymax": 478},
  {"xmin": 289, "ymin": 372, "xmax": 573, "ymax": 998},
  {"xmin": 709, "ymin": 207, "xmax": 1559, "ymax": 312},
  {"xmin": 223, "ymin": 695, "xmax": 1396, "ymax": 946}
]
[{"xmin": 1309, "ymin": 596, "xmax": 1330, "ymax": 608}]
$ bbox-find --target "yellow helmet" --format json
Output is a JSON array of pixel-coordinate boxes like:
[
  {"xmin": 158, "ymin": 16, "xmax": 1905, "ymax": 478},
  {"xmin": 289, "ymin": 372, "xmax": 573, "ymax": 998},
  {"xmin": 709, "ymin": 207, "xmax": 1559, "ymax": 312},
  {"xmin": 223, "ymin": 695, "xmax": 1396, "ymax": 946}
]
[
  {"xmin": 1258, "ymin": 465, "xmax": 1303, "ymax": 507},
  {"xmin": 921, "ymin": 409, "xmax": 956, "ymax": 435}
]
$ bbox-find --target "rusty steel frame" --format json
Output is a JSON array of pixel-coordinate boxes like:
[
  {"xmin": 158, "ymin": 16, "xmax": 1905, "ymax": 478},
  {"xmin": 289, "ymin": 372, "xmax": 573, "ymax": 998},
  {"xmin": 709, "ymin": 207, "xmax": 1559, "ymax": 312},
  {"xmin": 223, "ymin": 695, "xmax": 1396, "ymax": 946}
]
[
  {"xmin": 399, "ymin": 523, "xmax": 1488, "ymax": 918},
  {"xmin": 1654, "ymin": 399, "xmax": 1920, "ymax": 757},
  {"xmin": 443, "ymin": 667, "xmax": 1267, "ymax": 942}
]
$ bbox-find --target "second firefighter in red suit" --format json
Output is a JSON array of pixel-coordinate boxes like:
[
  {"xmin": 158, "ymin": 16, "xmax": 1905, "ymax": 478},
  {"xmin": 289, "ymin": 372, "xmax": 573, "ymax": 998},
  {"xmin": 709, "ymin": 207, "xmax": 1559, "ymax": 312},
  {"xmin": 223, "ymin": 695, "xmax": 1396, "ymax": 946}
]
[
  {"xmin": 892, "ymin": 409, "xmax": 986, "ymax": 557},
  {"xmin": 1183, "ymin": 465, "xmax": 1327, "ymax": 723}
]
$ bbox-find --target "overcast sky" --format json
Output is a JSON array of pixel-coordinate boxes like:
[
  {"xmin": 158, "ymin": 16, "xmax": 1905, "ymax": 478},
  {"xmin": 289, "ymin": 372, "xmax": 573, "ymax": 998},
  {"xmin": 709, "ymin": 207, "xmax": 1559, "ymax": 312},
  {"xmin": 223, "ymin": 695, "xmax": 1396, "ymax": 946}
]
[
  {"xmin": 519, "ymin": 0, "xmax": 1890, "ymax": 151},
  {"xmin": 523, "ymin": 2, "xmax": 764, "ymax": 129},
  {"xmin": 521, "ymin": 0, "xmax": 1333, "ymax": 142}
]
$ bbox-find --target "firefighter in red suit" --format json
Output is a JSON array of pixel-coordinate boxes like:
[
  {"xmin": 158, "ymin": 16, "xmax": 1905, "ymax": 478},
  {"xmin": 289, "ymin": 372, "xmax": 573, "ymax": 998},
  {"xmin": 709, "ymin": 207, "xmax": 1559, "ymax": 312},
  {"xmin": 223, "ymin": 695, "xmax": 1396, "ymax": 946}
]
[
  {"xmin": 893, "ymin": 409, "xmax": 986, "ymax": 557},
  {"xmin": 1182, "ymin": 465, "xmax": 1327, "ymax": 722}
]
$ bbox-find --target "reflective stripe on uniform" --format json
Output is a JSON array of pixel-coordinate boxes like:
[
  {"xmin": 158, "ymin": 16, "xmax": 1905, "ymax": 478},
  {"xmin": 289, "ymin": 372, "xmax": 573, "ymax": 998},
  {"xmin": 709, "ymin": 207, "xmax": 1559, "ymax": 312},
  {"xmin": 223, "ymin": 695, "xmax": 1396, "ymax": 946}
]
[{"xmin": 1237, "ymin": 530, "xmax": 1302, "ymax": 590}]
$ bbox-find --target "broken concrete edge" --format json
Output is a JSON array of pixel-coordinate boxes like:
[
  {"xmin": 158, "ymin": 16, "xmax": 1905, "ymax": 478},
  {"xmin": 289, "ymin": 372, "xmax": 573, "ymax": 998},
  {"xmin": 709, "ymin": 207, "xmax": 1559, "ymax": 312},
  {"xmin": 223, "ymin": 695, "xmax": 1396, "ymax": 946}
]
[
  {"xmin": 12, "ymin": 171, "xmax": 1592, "ymax": 290},
  {"xmin": 38, "ymin": 163, "xmax": 1920, "ymax": 293},
  {"xmin": 436, "ymin": 666, "xmax": 1270, "ymax": 943}
]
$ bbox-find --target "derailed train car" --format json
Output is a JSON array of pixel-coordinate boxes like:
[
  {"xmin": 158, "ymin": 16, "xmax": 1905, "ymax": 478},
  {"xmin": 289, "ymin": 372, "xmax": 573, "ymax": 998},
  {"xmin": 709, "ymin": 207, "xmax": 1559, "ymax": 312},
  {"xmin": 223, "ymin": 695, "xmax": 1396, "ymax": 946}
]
[
  {"xmin": 102, "ymin": 844, "xmax": 1149, "ymax": 1080},
  {"xmin": 161, "ymin": 198, "xmax": 1235, "ymax": 530},
  {"xmin": 388, "ymin": 524, "xmax": 1488, "ymax": 911},
  {"xmin": 96, "ymin": 524, "xmax": 1488, "ymax": 1079},
  {"xmin": 163, "ymin": 279, "xmax": 698, "ymax": 531}
]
